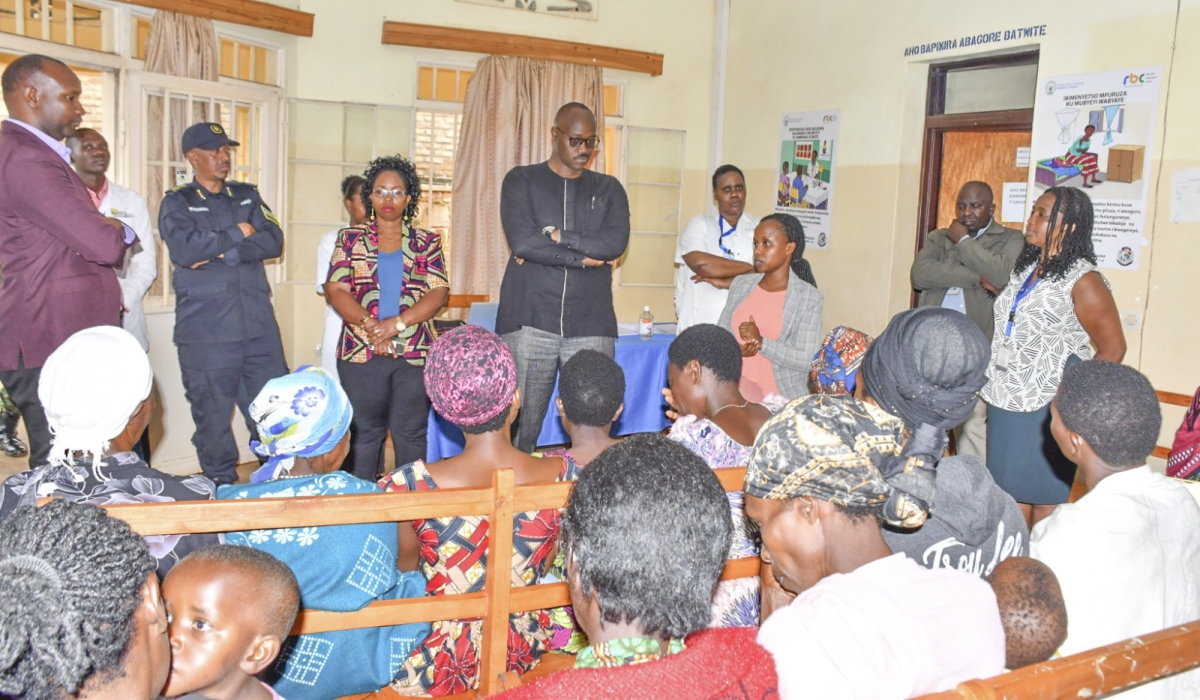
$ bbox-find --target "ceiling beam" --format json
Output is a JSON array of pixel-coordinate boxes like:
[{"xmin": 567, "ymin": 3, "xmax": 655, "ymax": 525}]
[
  {"xmin": 121, "ymin": 0, "xmax": 314, "ymax": 38},
  {"xmin": 381, "ymin": 22, "xmax": 663, "ymax": 77}
]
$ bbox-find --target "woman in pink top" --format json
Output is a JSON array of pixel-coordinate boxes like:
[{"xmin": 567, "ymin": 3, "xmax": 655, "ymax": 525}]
[{"xmin": 716, "ymin": 213, "xmax": 823, "ymax": 400}]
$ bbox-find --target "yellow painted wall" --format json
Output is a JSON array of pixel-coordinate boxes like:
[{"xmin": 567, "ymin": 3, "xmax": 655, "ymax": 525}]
[{"xmin": 722, "ymin": 0, "xmax": 1200, "ymax": 416}]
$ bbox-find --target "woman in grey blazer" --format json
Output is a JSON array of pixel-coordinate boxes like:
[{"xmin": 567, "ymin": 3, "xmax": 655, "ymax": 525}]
[{"xmin": 715, "ymin": 214, "xmax": 823, "ymax": 399}]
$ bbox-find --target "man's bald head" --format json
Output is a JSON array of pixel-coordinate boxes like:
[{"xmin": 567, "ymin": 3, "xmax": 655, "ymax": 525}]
[
  {"xmin": 955, "ymin": 181, "xmax": 997, "ymax": 233},
  {"xmin": 554, "ymin": 102, "xmax": 596, "ymax": 130},
  {"xmin": 2, "ymin": 54, "xmax": 85, "ymax": 140}
]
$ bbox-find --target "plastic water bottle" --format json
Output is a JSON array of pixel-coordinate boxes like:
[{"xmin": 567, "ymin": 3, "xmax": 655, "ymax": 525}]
[{"xmin": 639, "ymin": 306, "xmax": 654, "ymax": 340}]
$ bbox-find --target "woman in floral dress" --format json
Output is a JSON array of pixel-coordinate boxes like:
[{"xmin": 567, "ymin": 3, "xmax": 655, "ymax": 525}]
[
  {"xmin": 379, "ymin": 325, "xmax": 577, "ymax": 696},
  {"xmin": 663, "ymin": 324, "xmax": 787, "ymax": 628}
]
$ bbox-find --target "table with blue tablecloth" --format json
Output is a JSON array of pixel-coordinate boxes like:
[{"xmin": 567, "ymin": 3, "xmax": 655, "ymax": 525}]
[{"xmin": 426, "ymin": 331, "xmax": 675, "ymax": 461}]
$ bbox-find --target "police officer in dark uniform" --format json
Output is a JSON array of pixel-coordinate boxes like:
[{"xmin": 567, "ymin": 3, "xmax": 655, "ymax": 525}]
[{"xmin": 159, "ymin": 122, "xmax": 288, "ymax": 485}]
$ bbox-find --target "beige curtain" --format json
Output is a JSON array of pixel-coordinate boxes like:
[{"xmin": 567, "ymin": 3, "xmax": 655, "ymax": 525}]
[
  {"xmin": 144, "ymin": 11, "xmax": 219, "ymax": 165},
  {"xmin": 449, "ymin": 56, "xmax": 605, "ymax": 299}
]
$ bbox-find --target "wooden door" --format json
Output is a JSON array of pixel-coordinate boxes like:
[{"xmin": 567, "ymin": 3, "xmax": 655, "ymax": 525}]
[{"xmin": 935, "ymin": 131, "xmax": 1032, "ymax": 231}]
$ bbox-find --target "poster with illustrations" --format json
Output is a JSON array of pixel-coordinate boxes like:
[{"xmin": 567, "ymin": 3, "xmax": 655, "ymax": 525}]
[
  {"xmin": 1030, "ymin": 67, "xmax": 1161, "ymax": 270},
  {"xmin": 774, "ymin": 110, "xmax": 838, "ymax": 250}
]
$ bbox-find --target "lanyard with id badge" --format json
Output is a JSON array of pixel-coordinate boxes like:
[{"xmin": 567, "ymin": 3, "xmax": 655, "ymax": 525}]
[
  {"xmin": 996, "ymin": 268, "xmax": 1041, "ymax": 372},
  {"xmin": 718, "ymin": 218, "xmax": 738, "ymax": 260}
]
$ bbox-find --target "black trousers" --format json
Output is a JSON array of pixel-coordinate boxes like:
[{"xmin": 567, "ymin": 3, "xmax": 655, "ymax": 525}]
[
  {"xmin": 0, "ymin": 354, "xmax": 51, "ymax": 468},
  {"xmin": 178, "ymin": 335, "xmax": 288, "ymax": 484},
  {"xmin": 339, "ymin": 355, "xmax": 429, "ymax": 481}
]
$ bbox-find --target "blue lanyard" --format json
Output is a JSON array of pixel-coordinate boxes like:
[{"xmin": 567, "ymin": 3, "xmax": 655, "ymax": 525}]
[
  {"xmin": 1004, "ymin": 269, "xmax": 1041, "ymax": 338},
  {"xmin": 718, "ymin": 218, "xmax": 736, "ymax": 258}
]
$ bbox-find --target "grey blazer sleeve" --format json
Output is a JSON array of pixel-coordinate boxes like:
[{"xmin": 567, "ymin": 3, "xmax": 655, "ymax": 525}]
[{"xmin": 761, "ymin": 273, "xmax": 824, "ymax": 398}]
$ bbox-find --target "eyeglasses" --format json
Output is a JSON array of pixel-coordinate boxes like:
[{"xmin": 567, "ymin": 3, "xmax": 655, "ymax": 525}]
[
  {"xmin": 371, "ymin": 188, "xmax": 408, "ymax": 199},
  {"xmin": 554, "ymin": 128, "xmax": 600, "ymax": 149}
]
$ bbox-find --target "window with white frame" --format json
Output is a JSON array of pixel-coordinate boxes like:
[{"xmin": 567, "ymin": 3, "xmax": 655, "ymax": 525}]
[
  {"xmin": 0, "ymin": 0, "xmax": 110, "ymax": 52},
  {"xmin": 618, "ymin": 126, "xmax": 685, "ymax": 289},
  {"xmin": 285, "ymin": 99, "xmax": 413, "ymax": 285}
]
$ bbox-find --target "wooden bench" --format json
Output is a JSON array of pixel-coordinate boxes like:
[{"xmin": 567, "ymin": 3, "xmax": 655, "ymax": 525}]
[
  {"xmin": 95, "ymin": 467, "xmax": 757, "ymax": 699},
  {"xmin": 914, "ymin": 619, "xmax": 1200, "ymax": 699}
]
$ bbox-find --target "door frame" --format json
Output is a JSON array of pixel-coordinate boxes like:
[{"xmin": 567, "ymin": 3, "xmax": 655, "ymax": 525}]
[{"xmin": 913, "ymin": 52, "xmax": 1038, "ymax": 306}]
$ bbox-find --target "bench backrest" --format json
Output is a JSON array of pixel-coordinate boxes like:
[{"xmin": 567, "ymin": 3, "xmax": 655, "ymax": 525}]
[{"xmin": 94, "ymin": 467, "xmax": 756, "ymax": 698}]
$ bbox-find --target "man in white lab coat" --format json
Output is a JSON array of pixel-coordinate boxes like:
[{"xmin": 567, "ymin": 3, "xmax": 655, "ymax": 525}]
[
  {"xmin": 68, "ymin": 127, "xmax": 157, "ymax": 351},
  {"xmin": 69, "ymin": 127, "xmax": 157, "ymax": 463}
]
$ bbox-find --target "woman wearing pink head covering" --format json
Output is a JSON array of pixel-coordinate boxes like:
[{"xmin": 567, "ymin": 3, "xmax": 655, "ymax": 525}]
[{"xmin": 377, "ymin": 325, "xmax": 579, "ymax": 696}]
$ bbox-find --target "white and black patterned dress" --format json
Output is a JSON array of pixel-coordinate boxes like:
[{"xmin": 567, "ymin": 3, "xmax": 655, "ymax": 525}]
[{"xmin": 981, "ymin": 259, "xmax": 1101, "ymax": 503}]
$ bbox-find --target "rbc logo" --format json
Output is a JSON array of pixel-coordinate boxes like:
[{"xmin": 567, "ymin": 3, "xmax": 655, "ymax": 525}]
[
  {"xmin": 823, "ymin": 115, "xmax": 838, "ymax": 123},
  {"xmin": 1124, "ymin": 73, "xmax": 1146, "ymax": 85}
]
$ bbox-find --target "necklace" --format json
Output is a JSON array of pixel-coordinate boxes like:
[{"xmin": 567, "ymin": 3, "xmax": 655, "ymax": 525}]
[{"xmin": 713, "ymin": 400, "xmax": 749, "ymax": 415}]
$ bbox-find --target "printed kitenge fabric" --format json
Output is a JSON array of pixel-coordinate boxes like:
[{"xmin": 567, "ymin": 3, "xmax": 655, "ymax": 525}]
[
  {"xmin": 574, "ymin": 636, "xmax": 686, "ymax": 669},
  {"xmin": 809, "ymin": 326, "xmax": 873, "ymax": 396},
  {"xmin": 1168, "ymin": 386, "xmax": 1200, "ymax": 480},
  {"xmin": 981, "ymin": 260, "xmax": 1099, "ymax": 412},
  {"xmin": 220, "ymin": 473, "xmax": 431, "ymax": 700},
  {"xmin": 0, "ymin": 452, "xmax": 217, "ymax": 579},
  {"xmin": 535, "ymin": 450, "xmax": 588, "ymax": 654},
  {"xmin": 326, "ymin": 222, "xmax": 448, "ymax": 365},
  {"xmin": 379, "ymin": 457, "xmax": 580, "ymax": 696},
  {"xmin": 668, "ymin": 394, "xmax": 788, "ymax": 628}
]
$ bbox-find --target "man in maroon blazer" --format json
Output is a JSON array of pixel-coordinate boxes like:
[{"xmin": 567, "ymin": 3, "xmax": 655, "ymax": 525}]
[{"xmin": 0, "ymin": 54, "xmax": 133, "ymax": 467}]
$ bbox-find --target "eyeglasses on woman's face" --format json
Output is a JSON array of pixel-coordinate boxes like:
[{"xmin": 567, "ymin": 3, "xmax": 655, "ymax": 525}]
[{"xmin": 371, "ymin": 187, "xmax": 408, "ymax": 199}]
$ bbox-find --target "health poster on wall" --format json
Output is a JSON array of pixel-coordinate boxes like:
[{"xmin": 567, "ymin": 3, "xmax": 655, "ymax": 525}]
[
  {"xmin": 1030, "ymin": 67, "xmax": 1161, "ymax": 270},
  {"xmin": 774, "ymin": 110, "xmax": 838, "ymax": 250}
]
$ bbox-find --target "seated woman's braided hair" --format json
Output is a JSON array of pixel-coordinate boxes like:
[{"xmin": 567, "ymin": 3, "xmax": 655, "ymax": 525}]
[{"xmin": 0, "ymin": 499, "xmax": 156, "ymax": 700}]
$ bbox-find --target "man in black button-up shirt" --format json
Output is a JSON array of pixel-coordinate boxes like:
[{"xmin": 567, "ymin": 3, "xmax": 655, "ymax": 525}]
[{"xmin": 497, "ymin": 103, "xmax": 630, "ymax": 451}]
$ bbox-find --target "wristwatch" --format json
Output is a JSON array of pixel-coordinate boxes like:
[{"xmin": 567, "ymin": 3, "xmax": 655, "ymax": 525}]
[
  {"xmin": 542, "ymin": 225, "xmax": 556, "ymax": 238},
  {"xmin": 395, "ymin": 317, "xmax": 407, "ymax": 334}
]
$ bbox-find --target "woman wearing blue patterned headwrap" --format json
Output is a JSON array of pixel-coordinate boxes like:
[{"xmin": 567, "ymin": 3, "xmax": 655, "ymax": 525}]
[{"xmin": 217, "ymin": 366, "xmax": 430, "ymax": 700}]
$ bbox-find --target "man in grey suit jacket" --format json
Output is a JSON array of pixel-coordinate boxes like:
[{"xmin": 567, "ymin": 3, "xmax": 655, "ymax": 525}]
[{"xmin": 911, "ymin": 181, "xmax": 1024, "ymax": 458}]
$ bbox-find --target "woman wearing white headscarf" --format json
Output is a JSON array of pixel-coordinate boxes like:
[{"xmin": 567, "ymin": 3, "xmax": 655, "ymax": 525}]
[{"xmin": 0, "ymin": 326, "xmax": 218, "ymax": 578}]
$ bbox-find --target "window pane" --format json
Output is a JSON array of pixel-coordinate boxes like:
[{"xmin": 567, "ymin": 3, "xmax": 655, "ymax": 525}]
[
  {"xmin": 133, "ymin": 16, "xmax": 150, "ymax": 59},
  {"xmin": 944, "ymin": 63, "xmax": 1038, "ymax": 114},
  {"xmin": 375, "ymin": 107, "xmax": 412, "ymax": 157},
  {"xmin": 0, "ymin": 0, "xmax": 15, "ymax": 35},
  {"xmin": 434, "ymin": 68, "xmax": 457, "ymax": 102},
  {"xmin": 220, "ymin": 39, "xmax": 235, "ymax": 78},
  {"xmin": 253, "ymin": 46, "xmax": 268, "ymax": 84},
  {"xmin": 621, "ymin": 233, "xmax": 676, "ymax": 285},
  {"xmin": 603, "ymin": 125, "xmax": 621, "ymax": 178},
  {"xmin": 458, "ymin": 70, "xmax": 473, "ymax": 102},
  {"xmin": 627, "ymin": 129, "xmax": 683, "ymax": 184},
  {"xmin": 234, "ymin": 104, "xmax": 252, "ymax": 168},
  {"xmin": 603, "ymin": 84, "xmax": 622, "ymax": 117},
  {"xmin": 237, "ymin": 42, "xmax": 251, "ymax": 81},
  {"xmin": 417, "ymin": 66, "xmax": 435, "ymax": 101},
  {"xmin": 289, "ymin": 101, "xmax": 344, "ymax": 161},
  {"xmin": 48, "ymin": 0, "xmax": 65, "ymax": 43},
  {"xmin": 288, "ymin": 162, "xmax": 346, "ymax": 222},
  {"xmin": 73, "ymin": 4, "xmax": 103, "ymax": 50},
  {"xmin": 627, "ymin": 183, "xmax": 680, "ymax": 234},
  {"xmin": 26, "ymin": 0, "xmax": 46, "ymax": 40},
  {"xmin": 343, "ymin": 105, "xmax": 374, "ymax": 164}
]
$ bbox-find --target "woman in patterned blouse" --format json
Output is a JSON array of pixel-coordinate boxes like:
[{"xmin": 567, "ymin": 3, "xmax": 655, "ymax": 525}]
[
  {"xmin": 981, "ymin": 187, "xmax": 1125, "ymax": 526},
  {"xmin": 324, "ymin": 155, "xmax": 449, "ymax": 480}
]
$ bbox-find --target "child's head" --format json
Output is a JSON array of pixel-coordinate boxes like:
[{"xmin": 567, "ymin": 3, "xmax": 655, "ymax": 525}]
[
  {"xmin": 161, "ymin": 545, "xmax": 300, "ymax": 698},
  {"xmin": 986, "ymin": 556, "xmax": 1068, "ymax": 669},
  {"xmin": 0, "ymin": 499, "xmax": 168, "ymax": 700},
  {"xmin": 556, "ymin": 349, "xmax": 625, "ymax": 431}
]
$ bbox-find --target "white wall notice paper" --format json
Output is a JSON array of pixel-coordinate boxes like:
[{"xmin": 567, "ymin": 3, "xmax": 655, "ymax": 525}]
[
  {"xmin": 1016, "ymin": 147, "xmax": 1031, "ymax": 168},
  {"xmin": 1002, "ymin": 182, "xmax": 1028, "ymax": 224},
  {"xmin": 1171, "ymin": 168, "xmax": 1200, "ymax": 223}
]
